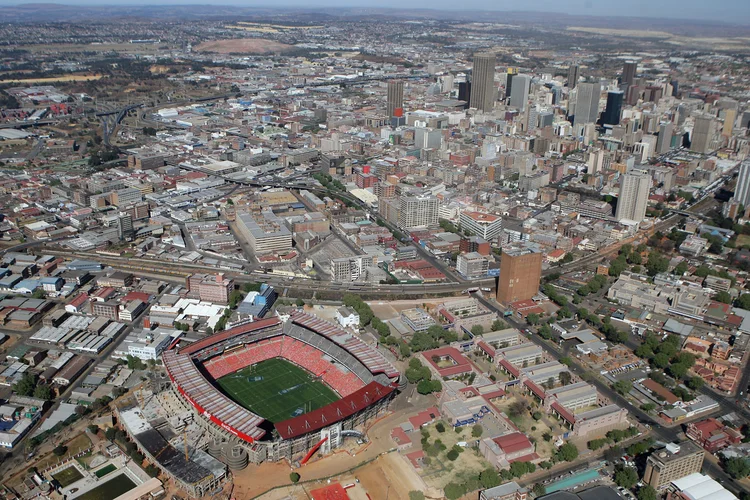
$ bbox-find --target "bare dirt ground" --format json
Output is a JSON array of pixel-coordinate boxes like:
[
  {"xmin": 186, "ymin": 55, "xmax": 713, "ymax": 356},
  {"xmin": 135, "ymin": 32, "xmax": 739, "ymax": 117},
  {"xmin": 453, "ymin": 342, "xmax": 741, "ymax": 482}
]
[
  {"xmin": 195, "ymin": 38, "xmax": 294, "ymax": 54},
  {"xmin": 235, "ymin": 395, "xmax": 439, "ymax": 498},
  {"xmin": 0, "ymin": 74, "xmax": 105, "ymax": 84}
]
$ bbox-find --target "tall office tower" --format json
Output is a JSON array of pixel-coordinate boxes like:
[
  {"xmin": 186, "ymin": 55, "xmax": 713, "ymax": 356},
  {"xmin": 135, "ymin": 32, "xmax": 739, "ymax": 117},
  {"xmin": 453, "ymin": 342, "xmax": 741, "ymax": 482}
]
[
  {"xmin": 505, "ymin": 67, "xmax": 518, "ymax": 97},
  {"xmin": 567, "ymin": 64, "xmax": 580, "ymax": 89},
  {"xmin": 509, "ymin": 75, "xmax": 531, "ymax": 112},
  {"xmin": 601, "ymin": 90, "xmax": 624, "ymax": 126},
  {"xmin": 723, "ymin": 108, "xmax": 737, "ymax": 137},
  {"xmin": 469, "ymin": 52, "xmax": 497, "ymax": 112},
  {"xmin": 741, "ymin": 111, "xmax": 750, "ymax": 130},
  {"xmin": 458, "ymin": 81, "xmax": 472, "ymax": 108},
  {"xmin": 496, "ymin": 244, "xmax": 542, "ymax": 304},
  {"xmin": 656, "ymin": 122, "xmax": 674, "ymax": 154},
  {"xmin": 398, "ymin": 194, "xmax": 439, "ymax": 229},
  {"xmin": 691, "ymin": 115, "xmax": 716, "ymax": 154},
  {"xmin": 622, "ymin": 61, "xmax": 638, "ymax": 88},
  {"xmin": 573, "ymin": 82, "xmax": 601, "ymax": 128},
  {"xmin": 671, "ymin": 79, "xmax": 679, "ymax": 96},
  {"xmin": 643, "ymin": 441, "xmax": 704, "ymax": 490},
  {"xmin": 386, "ymin": 80, "xmax": 404, "ymax": 118},
  {"xmin": 615, "ymin": 169, "xmax": 652, "ymax": 223},
  {"xmin": 734, "ymin": 161, "xmax": 750, "ymax": 208},
  {"xmin": 441, "ymin": 74, "xmax": 454, "ymax": 93}
]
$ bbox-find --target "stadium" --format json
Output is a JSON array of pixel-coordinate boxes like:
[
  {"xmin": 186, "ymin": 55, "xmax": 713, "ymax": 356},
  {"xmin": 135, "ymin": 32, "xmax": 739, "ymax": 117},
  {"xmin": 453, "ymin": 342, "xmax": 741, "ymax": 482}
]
[{"xmin": 162, "ymin": 311, "xmax": 402, "ymax": 468}]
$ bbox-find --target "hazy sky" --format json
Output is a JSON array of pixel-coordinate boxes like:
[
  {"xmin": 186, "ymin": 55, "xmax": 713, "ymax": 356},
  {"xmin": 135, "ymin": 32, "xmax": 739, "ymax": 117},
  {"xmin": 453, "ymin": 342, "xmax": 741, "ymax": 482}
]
[{"xmin": 4, "ymin": 0, "xmax": 750, "ymax": 23}]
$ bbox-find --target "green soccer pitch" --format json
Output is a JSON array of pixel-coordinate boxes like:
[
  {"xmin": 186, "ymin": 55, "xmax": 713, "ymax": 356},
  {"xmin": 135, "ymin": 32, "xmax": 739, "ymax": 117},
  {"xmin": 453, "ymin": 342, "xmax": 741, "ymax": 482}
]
[{"xmin": 216, "ymin": 357, "xmax": 340, "ymax": 423}]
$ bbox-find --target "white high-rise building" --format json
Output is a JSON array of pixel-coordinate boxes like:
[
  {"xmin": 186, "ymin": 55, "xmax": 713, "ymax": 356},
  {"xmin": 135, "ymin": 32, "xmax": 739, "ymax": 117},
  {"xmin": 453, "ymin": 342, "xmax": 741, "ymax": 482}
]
[
  {"xmin": 509, "ymin": 75, "xmax": 531, "ymax": 112},
  {"xmin": 399, "ymin": 194, "xmax": 439, "ymax": 229},
  {"xmin": 734, "ymin": 161, "xmax": 750, "ymax": 208},
  {"xmin": 615, "ymin": 169, "xmax": 652, "ymax": 223}
]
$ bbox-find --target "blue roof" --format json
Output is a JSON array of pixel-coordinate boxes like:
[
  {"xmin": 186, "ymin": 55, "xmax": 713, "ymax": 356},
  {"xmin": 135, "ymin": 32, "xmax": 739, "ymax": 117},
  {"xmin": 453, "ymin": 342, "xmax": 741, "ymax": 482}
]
[{"xmin": 14, "ymin": 279, "xmax": 40, "ymax": 290}]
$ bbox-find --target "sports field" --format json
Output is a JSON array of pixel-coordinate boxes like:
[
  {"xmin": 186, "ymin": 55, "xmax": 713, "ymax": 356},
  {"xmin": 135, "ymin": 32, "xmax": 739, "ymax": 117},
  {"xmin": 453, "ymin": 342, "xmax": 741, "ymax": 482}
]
[
  {"xmin": 52, "ymin": 466, "xmax": 83, "ymax": 487},
  {"xmin": 217, "ymin": 358, "xmax": 340, "ymax": 423}
]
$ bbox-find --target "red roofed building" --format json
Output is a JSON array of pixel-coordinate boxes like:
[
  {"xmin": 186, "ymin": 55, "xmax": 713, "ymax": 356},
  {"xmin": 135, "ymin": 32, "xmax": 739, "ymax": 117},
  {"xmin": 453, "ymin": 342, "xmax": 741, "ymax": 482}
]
[
  {"xmin": 65, "ymin": 292, "xmax": 89, "ymax": 313},
  {"xmin": 480, "ymin": 432, "xmax": 537, "ymax": 468},
  {"xmin": 420, "ymin": 347, "xmax": 475, "ymax": 378},
  {"xmin": 123, "ymin": 291, "xmax": 151, "ymax": 304},
  {"xmin": 686, "ymin": 418, "xmax": 743, "ymax": 453}
]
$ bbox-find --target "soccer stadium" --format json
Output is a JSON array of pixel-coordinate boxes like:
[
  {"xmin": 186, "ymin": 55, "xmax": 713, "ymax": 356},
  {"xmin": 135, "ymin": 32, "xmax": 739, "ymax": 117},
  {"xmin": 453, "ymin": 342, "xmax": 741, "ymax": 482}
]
[{"xmin": 162, "ymin": 311, "xmax": 402, "ymax": 467}]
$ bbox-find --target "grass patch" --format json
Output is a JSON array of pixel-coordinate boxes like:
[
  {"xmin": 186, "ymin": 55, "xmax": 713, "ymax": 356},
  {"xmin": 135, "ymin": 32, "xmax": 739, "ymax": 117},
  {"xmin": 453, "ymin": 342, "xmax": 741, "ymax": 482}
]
[
  {"xmin": 52, "ymin": 466, "xmax": 83, "ymax": 487},
  {"xmin": 94, "ymin": 464, "xmax": 117, "ymax": 478},
  {"xmin": 75, "ymin": 474, "xmax": 136, "ymax": 500},
  {"xmin": 216, "ymin": 357, "xmax": 340, "ymax": 423}
]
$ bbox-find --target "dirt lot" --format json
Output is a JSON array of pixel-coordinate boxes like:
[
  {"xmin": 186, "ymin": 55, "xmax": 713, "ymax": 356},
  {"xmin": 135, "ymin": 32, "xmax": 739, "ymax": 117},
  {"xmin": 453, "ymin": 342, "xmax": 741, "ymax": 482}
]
[
  {"xmin": 0, "ymin": 74, "xmax": 105, "ymax": 84},
  {"xmin": 195, "ymin": 38, "xmax": 294, "ymax": 54},
  {"xmin": 418, "ymin": 421, "xmax": 494, "ymax": 490}
]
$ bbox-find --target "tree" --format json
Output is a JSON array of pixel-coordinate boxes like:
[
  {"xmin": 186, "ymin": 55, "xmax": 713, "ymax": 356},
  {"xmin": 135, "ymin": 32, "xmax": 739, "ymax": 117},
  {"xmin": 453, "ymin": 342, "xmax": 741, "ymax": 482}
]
[
  {"xmin": 667, "ymin": 362, "xmax": 688, "ymax": 380},
  {"xmin": 472, "ymin": 424, "xmax": 483, "ymax": 438},
  {"xmin": 492, "ymin": 319, "xmax": 506, "ymax": 331},
  {"xmin": 556, "ymin": 443, "xmax": 579, "ymax": 462},
  {"xmin": 652, "ymin": 353, "xmax": 670, "ymax": 369},
  {"xmin": 436, "ymin": 422, "xmax": 446, "ymax": 433},
  {"xmin": 145, "ymin": 464, "xmax": 159, "ymax": 477},
  {"xmin": 444, "ymin": 482, "xmax": 467, "ymax": 500},
  {"xmin": 640, "ymin": 403, "xmax": 656, "ymax": 412},
  {"xmin": 737, "ymin": 294, "xmax": 750, "ymax": 311},
  {"xmin": 672, "ymin": 261, "xmax": 689, "ymax": 276},
  {"xmin": 446, "ymin": 449, "xmax": 459, "ymax": 461},
  {"xmin": 645, "ymin": 251, "xmax": 669, "ymax": 276},
  {"xmin": 105, "ymin": 427, "xmax": 117, "ymax": 441},
  {"xmin": 714, "ymin": 291, "xmax": 733, "ymax": 304},
  {"xmin": 33, "ymin": 384, "xmax": 52, "ymax": 400},
  {"xmin": 409, "ymin": 492, "xmax": 425, "ymax": 500},
  {"xmin": 295, "ymin": 298, "xmax": 305, "ymax": 307},
  {"xmin": 479, "ymin": 467, "xmax": 501, "ymax": 489},
  {"xmin": 88, "ymin": 425, "xmax": 99, "ymax": 434},
  {"xmin": 723, "ymin": 457, "xmax": 750, "ymax": 479},
  {"xmin": 533, "ymin": 483, "xmax": 547, "ymax": 497},
  {"xmin": 613, "ymin": 380, "xmax": 632, "ymax": 395},
  {"xmin": 289, "ymin": 472, "xmax": 300, "ymax": 483},
  {"xmin": 527, "ymin": 313, "xmax": 540, "ymax": 325},
  {"xmin": 614, "ymin": 466, "xmax": 639, "ymax": 489},
  {"xmin": 471, "ymin": 325, "xmax": 484, "ymax": 336},
  {"xmin": 53, "ymin": 445, "xmax": 68, "ymax": 457},
  {"xmin": 637, "ymin": 485, "xmax": 657, "ymax": 500},
  {"xmin": 588, "ymin": 438, "xmax": 608, "ymax": 450},
  {"xmin": 559, "ymin": 371, "xmax": 572, "ymax": 386},
  {"xmin": 604, "ymin": 445, "xmax": 624, "ymax": 463},
  {"xmin": 12, "ymin": 372, "xmax": 37, "ymax": 396},
  {"xmin": 687, "ymin": 376, "xmax": 705, "ymax": 390}
]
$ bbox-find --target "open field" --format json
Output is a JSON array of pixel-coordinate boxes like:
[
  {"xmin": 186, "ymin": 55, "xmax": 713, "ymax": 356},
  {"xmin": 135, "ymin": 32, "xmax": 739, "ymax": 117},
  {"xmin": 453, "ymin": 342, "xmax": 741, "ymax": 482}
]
[
  {"xmin": 0, "ymin": 74, "xmax": 105, "ymax": 84},
  {"xmin": 195, "ymin": 38, "xmax": 294, "ymax": 54},
  {"xmin": 419, "ymin": 421, "xmax": 494, "ymax": 490},
  {"xmin": 217, "ymin": 358, "xmax": 339, "ymax": 423},
  {"xmin": 52, "ymin": 466, "xmax": 83, "ymax": 487},
  {"xmin": 17, "ymin": 43, "xmax": 169, "ymax": 54},
  {"xmin": 567, "ymin": 27, "xmax": 750, "ymax": 51},
  {"xmin": 35, "ymin": 433, "xmax": 92, "ymax": 471}
]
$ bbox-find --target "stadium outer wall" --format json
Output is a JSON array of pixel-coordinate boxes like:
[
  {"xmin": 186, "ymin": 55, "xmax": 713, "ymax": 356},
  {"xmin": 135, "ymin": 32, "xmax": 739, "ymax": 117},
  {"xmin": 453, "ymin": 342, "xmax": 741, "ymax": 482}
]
[{"xmin": 163, "ymin": 313, "xmax": 401, "ymax": 467}]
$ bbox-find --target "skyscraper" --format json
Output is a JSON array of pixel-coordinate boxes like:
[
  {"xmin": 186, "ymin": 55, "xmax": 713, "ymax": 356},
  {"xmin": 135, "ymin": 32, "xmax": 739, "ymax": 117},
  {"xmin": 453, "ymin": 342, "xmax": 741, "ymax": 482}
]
[
  {"xmin": 656, "ymin": 122, "xmax": 674, "ymax": 155},
  {"xmin": 734, "ymin": 161, "xmax": 750, "ymax": 208},
  {"xmin": 691, "ymin": 115, "xmax": 716, "ymax": 154},
  {"xmin": 601, "ymin": 90, "xmax": 624, "ymax": 126},
  {"xmin": 506, "ymin": 67, "xmax": 518, "ymax": 98},
  {"xmin": 497, "ymin": 244, "xmax": 542, "ymax": 304},
  {"xmin": 573, "ymin": 82, "xmax": 601, "ymax": 128},
  {"xmin": 567, "ymin": 64, "xmax": 579, "ymax": 89},
  {"xmin": 386, "ymin": 80, "xmax": 404, "ymax": 118},
  {"xmin": 458, "ymin": 81, "xmax": 472, "ymax": 108},
  {"xmin": 469, "ymin": 52, "xmax": 496, "ymax": 113},
  {"xmin": 622, "ymin": 61, "xmax": 638, "ymax": 88},
  {"xmin": 509, "ymin": 74, "xmax": 531, "ymax": 112},
  {"xmin": 615, "ymin": 169, "xmax": 652, "ymax": 223}
]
